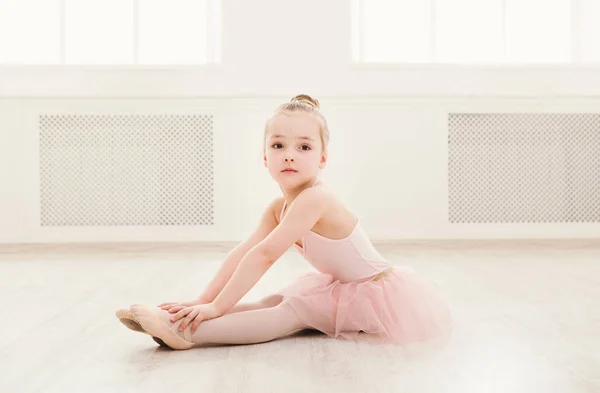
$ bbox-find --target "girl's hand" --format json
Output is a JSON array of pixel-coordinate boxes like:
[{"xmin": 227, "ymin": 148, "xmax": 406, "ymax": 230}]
[
  {"xmin": 170, "ymin": 303, "xmax": 222, "ymax": 333},
  {"xmin": 157, "ymin": 299, "xmax": 207, "ymax": 314}
]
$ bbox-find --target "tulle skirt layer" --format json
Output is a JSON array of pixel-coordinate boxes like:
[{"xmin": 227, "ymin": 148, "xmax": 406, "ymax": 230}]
[{"xmin": 277, "ymin": 266, "xmax": 454, "ymax": 345}]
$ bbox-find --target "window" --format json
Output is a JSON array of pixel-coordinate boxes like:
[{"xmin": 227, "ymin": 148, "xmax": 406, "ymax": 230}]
[
  {"xmin": 0, "ymin": 0, "xmax": 221, "ymax": 65},
  {"xmin": 352, "ymin": 0, "xmax": 600, "ymax": 64}
]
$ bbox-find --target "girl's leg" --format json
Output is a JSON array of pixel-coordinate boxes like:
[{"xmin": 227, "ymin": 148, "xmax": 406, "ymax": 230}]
[
  {"xmin": 117, "ymin": 295, "xmax": 284, "ymax": 339},
  {"xmin": 187, "ymin": 301, "xmax": 307, "ymax": 346},
  {"xmin": 130, "ymin": 301, "xmax": 310, "ymax": 349},
  {"xmin": 223, "ymin": 294, "xmax": 283, "ymax": 315}
]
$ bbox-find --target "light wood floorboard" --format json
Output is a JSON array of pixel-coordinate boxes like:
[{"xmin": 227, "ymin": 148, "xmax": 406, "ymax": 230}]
[{"xmin": 1, "ymin": 239, "xmax": 599, "ymax": 393}]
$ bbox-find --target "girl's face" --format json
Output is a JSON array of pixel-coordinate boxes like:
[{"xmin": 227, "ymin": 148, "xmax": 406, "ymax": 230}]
[{"xmin": 264, "ymin": 112, "xmax": 326, "ymax": 186}]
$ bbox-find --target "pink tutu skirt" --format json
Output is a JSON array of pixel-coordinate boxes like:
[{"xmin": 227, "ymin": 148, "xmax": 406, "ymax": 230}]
[{"xmin": 277, "ymin": 266, "xmax": 454, "ymax": 345}]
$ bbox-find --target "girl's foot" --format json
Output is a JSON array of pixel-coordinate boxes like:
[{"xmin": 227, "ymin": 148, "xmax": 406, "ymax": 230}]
[
  {"xmin": 116, "ymin": 309, "xmax": 147, "ymax": 334},
  {"xmin": 129, "ymin": 304, "xmax": 195, "ymax": 350},
  {"xmin": 116, "ymin": 308, "xmax": 171, "ymax": 348}
]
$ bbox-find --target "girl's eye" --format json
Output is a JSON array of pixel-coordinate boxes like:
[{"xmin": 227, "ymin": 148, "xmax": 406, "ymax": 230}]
[{"xmin": 271, "ymin": 143, "xmax": 310, "ymax": 151}]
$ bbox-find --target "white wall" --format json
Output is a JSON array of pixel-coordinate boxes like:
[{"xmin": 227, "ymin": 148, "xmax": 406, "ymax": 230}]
[
  {"xmin": 0, "ymin": 0, "xmax": 599, "ymax": 244},
  {"xmin": 1, "ymin": 97, "xmax": 599, "ymax": 244}
]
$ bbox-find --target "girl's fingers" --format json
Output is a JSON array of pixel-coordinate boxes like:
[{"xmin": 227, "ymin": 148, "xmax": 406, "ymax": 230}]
[
  {"xmin": 158, "ymin": 303, "xmax": 187, "ymax": 311},
  {"xmin": 191, "ymin": 317, "xmax": 204, "ymax": 334},
  {"xmin": 168, "ymin": 306, "xmax": 185, "ymax": 313},
  {"xmin": 171, "ymin": 308, "xmax": 191, "ymax": 323},
  {"xmin": 179, "ymin": 310, "xmax": 199, "ymax": 331}
]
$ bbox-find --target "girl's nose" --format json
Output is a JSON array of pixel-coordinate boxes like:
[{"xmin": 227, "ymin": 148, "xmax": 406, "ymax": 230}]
[{"xmin": 284, "ymin": 149, "xmax": 295, "ymax": 162}]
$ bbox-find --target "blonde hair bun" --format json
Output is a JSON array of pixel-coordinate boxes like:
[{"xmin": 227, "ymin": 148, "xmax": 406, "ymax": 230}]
[{"xmin": 291, "ymin": 94, "xmax": 320, "ymax": 110}]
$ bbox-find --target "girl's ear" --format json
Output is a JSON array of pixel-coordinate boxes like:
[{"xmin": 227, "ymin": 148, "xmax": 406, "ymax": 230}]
[{"xmin": 263, "ymin": 155, "xmax": 268, "ymax": 167}]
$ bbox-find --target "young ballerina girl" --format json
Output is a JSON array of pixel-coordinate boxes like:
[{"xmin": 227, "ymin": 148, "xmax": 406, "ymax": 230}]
[{"xmin": 116, "ymin": 94, "xmax": 454, "ymax": 350}]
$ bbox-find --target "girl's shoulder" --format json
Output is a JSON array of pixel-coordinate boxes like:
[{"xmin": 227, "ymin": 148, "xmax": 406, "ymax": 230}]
[{"xmin": 272, "ymin": 182, "xmax": 336, "ymax": 225}]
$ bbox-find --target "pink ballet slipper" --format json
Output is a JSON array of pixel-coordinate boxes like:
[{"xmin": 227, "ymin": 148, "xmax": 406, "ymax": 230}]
[
  {"xmin": 129, "ymin": 304, "xmax": 195, "ymax": 350},
  {"xmin": 116, "ymin": 307, "xmax": 175, "ymax": 348},
  {"xmin": 116, "ymin": 309, "xmax": 148, "ymax": 334}
]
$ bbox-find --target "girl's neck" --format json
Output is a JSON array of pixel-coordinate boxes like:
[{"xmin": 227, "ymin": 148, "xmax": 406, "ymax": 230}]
[{"xmin": 280, "ymin": 177, "xmax": 320, "ymax": 205}]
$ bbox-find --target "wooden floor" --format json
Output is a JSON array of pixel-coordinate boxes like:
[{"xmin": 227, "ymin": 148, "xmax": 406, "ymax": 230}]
[{"xmin": 1, "ymin": 239, "xmax": 599, "ymax": 393}]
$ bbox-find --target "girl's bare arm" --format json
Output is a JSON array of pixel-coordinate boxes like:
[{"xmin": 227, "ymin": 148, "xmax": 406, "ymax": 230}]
[
  {"xmin": 212, "ymin": 187, "xmax": 327, "ymax": 314},
  {"xmin": 195, "ymin": 197, "xmax": 281, "ymax": 303}
]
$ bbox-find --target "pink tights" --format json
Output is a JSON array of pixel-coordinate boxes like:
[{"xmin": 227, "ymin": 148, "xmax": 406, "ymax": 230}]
[{"xmin": 187, "ymin": 295, "xmax": 310, "ymax": 345}]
